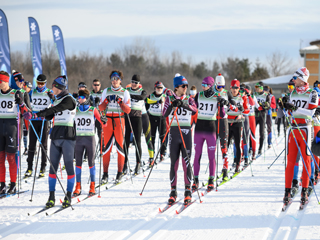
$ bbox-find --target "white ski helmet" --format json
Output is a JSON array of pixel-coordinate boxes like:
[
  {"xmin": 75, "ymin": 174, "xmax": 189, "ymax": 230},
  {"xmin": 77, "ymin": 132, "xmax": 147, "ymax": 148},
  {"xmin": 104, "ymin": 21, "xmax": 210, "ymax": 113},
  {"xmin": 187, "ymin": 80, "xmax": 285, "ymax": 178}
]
[{"xmin": 215, "ymin": 73, "xmax": 225, "ymax": 86}]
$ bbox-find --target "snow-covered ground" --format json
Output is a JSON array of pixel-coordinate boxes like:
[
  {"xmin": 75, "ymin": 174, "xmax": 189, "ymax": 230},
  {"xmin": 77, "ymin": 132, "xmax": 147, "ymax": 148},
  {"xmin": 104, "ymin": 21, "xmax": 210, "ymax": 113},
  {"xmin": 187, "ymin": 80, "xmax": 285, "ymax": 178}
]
[{"xmin": 1, "ymin": 125, "xmax": 320, "ymax": 240}]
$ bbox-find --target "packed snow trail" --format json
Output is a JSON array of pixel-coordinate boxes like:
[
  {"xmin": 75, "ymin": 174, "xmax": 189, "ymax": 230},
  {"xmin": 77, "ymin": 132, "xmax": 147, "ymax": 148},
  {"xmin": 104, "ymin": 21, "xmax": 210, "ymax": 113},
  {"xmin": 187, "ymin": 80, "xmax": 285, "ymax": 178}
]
[{"xmin": 0, "ymin": 130, "xmax": 320, "ymax": 240}]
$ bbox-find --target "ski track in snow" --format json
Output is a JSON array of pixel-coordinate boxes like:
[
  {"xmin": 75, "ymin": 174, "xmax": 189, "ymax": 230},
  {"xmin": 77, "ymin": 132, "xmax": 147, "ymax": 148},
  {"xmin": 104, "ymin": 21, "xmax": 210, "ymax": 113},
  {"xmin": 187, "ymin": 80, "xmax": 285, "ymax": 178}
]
[{"xmin": 0, "ymin": 127, "xmax": 320, "ymax": 240}]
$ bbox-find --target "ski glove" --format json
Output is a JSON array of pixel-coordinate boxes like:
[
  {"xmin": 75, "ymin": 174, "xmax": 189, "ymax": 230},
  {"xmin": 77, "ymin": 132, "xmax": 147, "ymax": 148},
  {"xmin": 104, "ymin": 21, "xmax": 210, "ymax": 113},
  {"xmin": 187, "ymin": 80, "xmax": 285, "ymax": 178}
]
[
  {"xmin": 116, "ymin": 95, "xmax": 122, "ymax": 104},
  {"xmin": 172, "ymin": 99, "xmax": 183, "ymax": 108},
  {"xmin": 101, "ymin": 116, "xmax": 107, "ymax": 124},
  {"xmin": 244, "ymin": 88, "xmax": 250, "ymax": 96},
  {"xmin": 284, "ymin": 102, "xmax": 297, "ymax": 111},
  {"xmin": 237, "ymin": 105, "xmax": 244, "ymax": 112},
  {"xmin": 23, "ymin": 112, "xmax": 37, "ymax": 120},
  {"xmin": 315, "ymin": 108, "xmax": 320, "ymax": 116},
  {"xmin": 217, "ymin": 97, "xmax": 228, "ymax": 106},
  {"xmin": 15, "ymin": 91, "xmax": 23, "ymax": 105},
  {"xmin": 158, "ymin": 98, "xmax": 163, "ymax": 104},
  {"xmin": 47, "ymin": 91, "xmax": 55, "ymax": 101},
  {"xmin": 94, "ymin": 97, "xmax": 100, "ymax": 104},
  {"xmin": 262, "ymin": 102, "xmax": 270, "ymax": 110},
  {"xmin": 166, "ymin": 90, "xmax": 173, "ymax": 97}
]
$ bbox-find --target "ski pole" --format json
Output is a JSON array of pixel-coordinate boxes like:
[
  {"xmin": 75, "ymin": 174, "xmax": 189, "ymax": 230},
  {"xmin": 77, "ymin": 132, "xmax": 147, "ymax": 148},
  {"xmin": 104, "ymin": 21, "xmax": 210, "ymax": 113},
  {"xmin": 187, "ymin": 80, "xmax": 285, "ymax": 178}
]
[
  {"xmin": 268, "ymin": 148, "xmax": 285, "ymax": 169},
  {"xmin": 140, "ymin": 107, "xmax": 178, "ymax": 195},
  {"xmin": 282, "ymin": 108, "xmax": 319, "ymax": 203},
  {"xmin": 216, "ymin": 103, "xmax": 220, "ymax": 191},
  {"xmin": 28, "ymin": 120, "xmax": 74, "ymax": 210},
  {"xmin": 173, "ymin": 111, "xmax": 202, "ymax": 203},
  {"xmin": 265, "ymin": 124, "xmax": 278, "ymax": 157},
  {"xmin": 125, "ymin": 113, "xmax": 142, "ymax": 166},
  {"xmin": 116, "ymin": 105, "xmax": 133, "ymax": 184},
  {"xmin": 17, "ymin": 105, "xmax": 20, "ymax": 198},
  {"xmin": 241, "ymin": 116, "xmax": 253, "ymax": 177},
  {"xmin": 98, "ymin": 127, "xmax": 104, "ymax": 198},
  {"xmin": 30, "ymin": 119, "xmax": 45, "ymax": 202}
]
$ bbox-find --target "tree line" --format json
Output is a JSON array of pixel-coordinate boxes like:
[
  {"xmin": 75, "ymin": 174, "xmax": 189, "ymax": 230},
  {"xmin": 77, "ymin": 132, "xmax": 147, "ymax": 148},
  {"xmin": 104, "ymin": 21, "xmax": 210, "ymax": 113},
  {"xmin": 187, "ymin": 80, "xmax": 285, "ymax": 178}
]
[{"xmin": 10, "ymin": 39, "xmax": 296, "ymax": 93}]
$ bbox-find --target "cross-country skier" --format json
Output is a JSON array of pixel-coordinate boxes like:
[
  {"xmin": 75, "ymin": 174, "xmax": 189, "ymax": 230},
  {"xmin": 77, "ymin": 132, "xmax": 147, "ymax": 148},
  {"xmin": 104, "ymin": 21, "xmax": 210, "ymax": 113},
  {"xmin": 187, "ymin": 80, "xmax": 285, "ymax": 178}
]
[
  {"xmin": 124, "ymin": 74, "xmax": 146, "ymax": 175},
  {"xmin": 263, "ymin": 86, "xmax": 276, "ymax": 149},
  {"xmin": 227, "ymin": 79, "xmax": 249, "ymax": 173},
  {"xmin": 254, "ymin": 82, "xmax": 270, "ymax": 155},
  {"xmin": 0, "ymin": 71, "xmax": 30, "ymax": 194},
  {"xmin": 73, "ymin": 89, "xmax": 106, "ymax": 197},
  {"xmin": 25, "ymin": 74, "xmax": 54, "ymax": 178},
  {"xmin": 192, "ymin": 76, "xmax": 225, "ymax": 191},
  {"xmin": 280, "ymin": 67, "xmax": 318, "ymax": 206},
  {"xmin": 90, "ymin": 79, "xmax": 104, "ymax": 142},
  {"xmin": 163, "ymin": 75, "xmax": 197, "ymax": 205},
  {"xmin": 146, "ymin": 81, "xmax": 167, "ymax": 163},
  {"xmin": 98, "ymin": 70, "xmax": 131, "ymax": 183}
]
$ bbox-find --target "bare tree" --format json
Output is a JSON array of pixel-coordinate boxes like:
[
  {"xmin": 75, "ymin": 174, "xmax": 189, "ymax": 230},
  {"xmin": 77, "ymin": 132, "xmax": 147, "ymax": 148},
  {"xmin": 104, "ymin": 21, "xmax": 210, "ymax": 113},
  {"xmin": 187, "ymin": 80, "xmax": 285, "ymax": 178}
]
[{"xmin": 266, "ymin": 51, "xmax": 294, "ymax": 77}]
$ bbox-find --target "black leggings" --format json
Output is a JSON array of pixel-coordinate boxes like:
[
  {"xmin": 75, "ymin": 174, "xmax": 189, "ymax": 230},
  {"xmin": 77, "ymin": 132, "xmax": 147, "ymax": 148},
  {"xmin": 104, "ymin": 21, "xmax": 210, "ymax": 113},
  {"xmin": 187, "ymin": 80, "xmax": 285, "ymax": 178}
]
[
  {"xmin": 228, "ymin": 122, "xmax": 242, "ymax": 165},
  {"xmin": 149, "ymin": 115, "xmax": 167, "ymax": 156},
  {"xmin": 27, "ymin": 120, "xmax": 50, "ymax": 170},
  {"xmin": 255, "ymin": 112, "xmax": 266, "ymax": 151},
  {"xmin": 142, "ymin": 113, "xmax": 154, "ymax": 159},
  {"xmin": 169, "ymin": 127, "xmax": 192, "ymax": 187},
  {"xmin": 124, "ymin": 116, "xmax": 142, "ymax": 164}
]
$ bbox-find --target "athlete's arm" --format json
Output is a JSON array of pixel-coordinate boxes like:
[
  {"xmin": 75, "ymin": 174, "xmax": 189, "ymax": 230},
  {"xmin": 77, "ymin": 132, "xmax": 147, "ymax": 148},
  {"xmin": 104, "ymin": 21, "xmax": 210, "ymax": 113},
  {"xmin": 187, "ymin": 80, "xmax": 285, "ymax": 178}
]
[
  {"xmin": 131, "ymin": 89, "xmax": 147, "ymax": 100},
  {"xmin": 163, "ymin": 96, "xmax": 173, "ymax": 118}
]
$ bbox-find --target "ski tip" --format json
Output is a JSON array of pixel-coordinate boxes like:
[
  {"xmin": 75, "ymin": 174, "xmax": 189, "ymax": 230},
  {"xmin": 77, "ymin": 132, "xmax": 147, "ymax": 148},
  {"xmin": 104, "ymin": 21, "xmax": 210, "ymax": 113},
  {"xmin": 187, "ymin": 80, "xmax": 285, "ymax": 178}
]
[
  {"xmin": 59, "ymin": 199, "xmax": 62, "ymax": 203},
  {"xmin": 77, "ymin": 198, "xmax": 80, "ymax": 202},
  {"xmin": 175, "ymin": 210, "xmax": 179, "ymax": 214},
  {"xmin": 159, "ymin": 208, "xmax": 162, "ymax": 213}
]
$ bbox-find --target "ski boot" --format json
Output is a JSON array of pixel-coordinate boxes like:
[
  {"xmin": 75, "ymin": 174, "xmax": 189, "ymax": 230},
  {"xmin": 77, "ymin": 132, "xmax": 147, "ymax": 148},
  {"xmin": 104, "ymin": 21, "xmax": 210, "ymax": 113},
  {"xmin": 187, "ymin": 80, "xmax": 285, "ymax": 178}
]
[
  {"xmin": 46, "ymin": 191, "xmax": 55, "ymax": 208},
  {"xmin": 115, "ymin": 172, "xmax": 122, "ymax": 183},
  {"xmin": 62, "ymin": 165, "xmax": 66, "ymax": 170},
  {"xmin": 244, "ymin": 158, "xmax": 249, "ymax": 167},
  {"xmin": 160, "ymin": 154, "xmax": 165, "ymax": 162},
  {"xmin": 300, "ymin": 187, "xmax": 308, "ymax": 205},
  {"xmin": 252, "ymin": 155, "xmax": 256, "ymax": 161},
  {"xmin": 258, "ymin": 149, "xmax": 262, "ymax": 155},
  {"xmin": 168, "ymin": 186, "xmax": 177, "ymax": 205},
  {"xmin": 39, "ymin": 167, "xmax": 45, "ymax": 178},
  {"xmin": 62, "ymin": 191, "xmax": 72, "ymax": 208},
  {"xmin": 122, "ymin": 164, "xmax": 128, "ymax": 175},
  {"xmin": 232, "ymin": 162, "xmax": 236, "ymax": 168},
  {"xmin": 315, "ymin": 169, "xmax": 319, "ymax": 184},
  {"xmin": 89, "ymin": 182, "xmax": 95, "ymax": 196},
  {"xmin": 283, "ymin": 188, "xmax": 291, "ymax": 204},
  {"xmin": 291, "ymin": 179, "xmax": 299, "ymax": 197},
  {"xmin": 0, "ymin": 182, "xmax": 6, "ymax": 195},
  {"xmin": 222, "ymin": 169, "xmax": 228, "ymax": 181},
  {"xmin": 134, "ymin": 163, "xmax": 141, "ymax": 175},
  {"xmin": 268, "ymin": 144, "xmax": 271, "ymax": 149},
  {"xmin": 148, "ymin": 158, "xmax": 154, "ymax": 167},
  {"xmin": 235, "ymin": 163, "xmax": 240, "ymax": 173},
  {"xmin": 7, "ymin": 182, "xmax": 16, "ymax": 194},
  {"xmin": 101, "ymin": 172, "xmax": 108, "ymax": 184},
  {"xmin": 73, "ymin": 182, "xmax": 81, "ymax": 197},
  {"xmin": 184, "ymin": 185, "xmax": 192, "ymax": 205},
  {"xmin": 191, "ymin": 177, "xmax": 199, "ymax": 192},
  {"xmin": 24, "ymin": 169, "xmax": 33, "ymax": 178},
  {"xmin": 308, "ymin": 179, "xmax": 314, "ymax": 196},
  {"xmin": 23, "ymin": 148, "xmax": 28, "ymax": 156},
  {"xmin": 207, "ymin": 177, "xmax": 214, "ymax": 192}
]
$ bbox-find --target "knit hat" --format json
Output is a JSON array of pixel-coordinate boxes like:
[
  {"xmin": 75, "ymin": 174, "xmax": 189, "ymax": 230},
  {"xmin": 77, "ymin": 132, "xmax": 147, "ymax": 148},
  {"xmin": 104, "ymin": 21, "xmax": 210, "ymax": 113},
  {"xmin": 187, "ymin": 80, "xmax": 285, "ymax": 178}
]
[
  {"xmin": 202, "ymin": 76, "xmax": 215, "ymax": 88},
  {"xmin": 52, "ymin": 76, "xmax": 67, "ymax": 90},
  {"xmin": 230, "ymin": 79, "xmax": 240, "ymax": 88},
  {"xmin": 175, "ymin": 73, "xmax": 181, "ymax": 77},
  {"xmin": 154, "ymin": 81, "xmax": 164, "ymax": 88},
  {"xmin": 245, "ymin": 85, "xmax": 252, "ymax": 91},
  {"xmin": 131, "ymin": 74, "xmax": 140, "ymax": 82},
  {"xmin": 173, "ymin": 75, "xmax": 188, "ymax": 89},
  {"xmin": 215, "ymin": 73, "xmax": 225, "ymax": 86},
  {"xmin": 293, "ymin": 67, "xmax": 309, "ymax": 82},
  {"xmin": 13, "ymin": 72, "xmax": 24, "ymax": 82},
  {"xmin": 36, "ymin": 74, "xmax": 47, "ymax": 83}
]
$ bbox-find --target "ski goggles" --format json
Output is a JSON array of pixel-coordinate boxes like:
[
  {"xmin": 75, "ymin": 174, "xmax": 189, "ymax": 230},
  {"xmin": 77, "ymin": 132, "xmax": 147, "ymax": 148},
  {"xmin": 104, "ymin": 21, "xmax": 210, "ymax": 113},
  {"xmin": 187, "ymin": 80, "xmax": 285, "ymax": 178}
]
[
  {"xmin": 36, "ymin": 81, "xmax": 45, "ymax": 86},
  {"xmin": 131, "ymin": 80, "xmax": 139, "ymax": 84},
  {"xmin": 78, "ymin": 96, "xmax": 86, "ymax": 100},
  {"xmin": 288, "ymin": 85, "xmax": 295, "ymax": 90},
  {"xmin": 202, "ymin": 84, "xmax": 209, "ymax": 87},
  {"xmin": 111, "ymin": 76, "xmax": 120, "ymax": 81},
  {"xmin": 292, "ymin": 76, "xmax": 299, "ymax": 80},
  {"xmin": 216, "ymin": 85, "xmax": 225, "ymax": 89}
]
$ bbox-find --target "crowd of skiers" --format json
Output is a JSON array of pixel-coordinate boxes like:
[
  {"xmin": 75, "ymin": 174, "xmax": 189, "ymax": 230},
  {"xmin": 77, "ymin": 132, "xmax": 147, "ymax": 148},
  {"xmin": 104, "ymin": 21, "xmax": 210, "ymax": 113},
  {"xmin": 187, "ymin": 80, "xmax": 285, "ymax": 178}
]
[{"xmin": 0, "ymin": 66, "xmax": 318, "ymax": 208}]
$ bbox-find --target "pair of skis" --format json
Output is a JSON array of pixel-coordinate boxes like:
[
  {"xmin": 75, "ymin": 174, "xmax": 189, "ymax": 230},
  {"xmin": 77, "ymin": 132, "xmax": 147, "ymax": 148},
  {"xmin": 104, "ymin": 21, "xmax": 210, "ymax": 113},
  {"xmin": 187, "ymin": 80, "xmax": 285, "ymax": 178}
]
[{"xmin": 0, "ymin": 190, "xmax": 29, "ymax": 200}]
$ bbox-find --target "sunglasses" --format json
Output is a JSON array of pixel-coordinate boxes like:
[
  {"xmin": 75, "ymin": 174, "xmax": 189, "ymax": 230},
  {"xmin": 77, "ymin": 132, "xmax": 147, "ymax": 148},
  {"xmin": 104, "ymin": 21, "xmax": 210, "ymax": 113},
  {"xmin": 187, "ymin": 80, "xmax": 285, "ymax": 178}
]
[
  {"xmin": 111, "ymin": 77, "xmax": 120, "ymax": 81},
  {"xmin": 292, "ymin": 76, "xmax": 298, "ymax": 80},
  {"xmin": 78, "ymin": 96, "xmax": 86, "ymax": 100},
  {"xmin": 156, "ymin": 87, "xmax": 163, "ymax": 89},
  {"xmin": 37, "ymin": 81, "xmax": 45, "ymax": 86},
  {"xmin": 15, "ymin": 78, "xmax": 24, "ymax": 83},
  {"xmin": 217, "ymin": 85, "xmax": 225, "ymax": 89},
  {"xmin": 232, "ymin": 87, "xmax": 239, "ymax": 89},
  {"xmin": 93, "ymin": 84, "xmax": 100, "ymax": 87},
  {"xmin": 180, "ymin": 84, "xmax": 188, "ymax": 88},
  {"xmin": 288, "ymin": 85, "xmax": 295, "ymax": 90},
  {"xmin": 202, "ymin": 84, "xmax": 209, "ymax": 87},
  {"xmin": 131, "ymin": 80, "xmax": 139, "ymax": 84}
]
